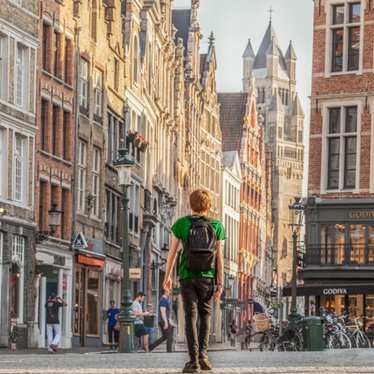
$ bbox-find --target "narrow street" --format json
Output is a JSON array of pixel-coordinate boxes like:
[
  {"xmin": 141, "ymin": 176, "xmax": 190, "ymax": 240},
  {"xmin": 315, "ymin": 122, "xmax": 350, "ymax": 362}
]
[{"xmin": 0, "ymin": 350, "xmax": 373, "ymax": 373}]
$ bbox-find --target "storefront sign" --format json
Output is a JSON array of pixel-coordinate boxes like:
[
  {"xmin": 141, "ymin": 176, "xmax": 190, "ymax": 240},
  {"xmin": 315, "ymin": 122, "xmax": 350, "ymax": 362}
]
[
  {"xmin": 77, "ymin": 255, "xmax": 104, "ymax": 268},
  {"xmin": 129, "ymin": 268, "xmax": 141, "ymax": 280},
  {"xmin": 349, "ymin": 211, "xmax": 374, "ymax": 219},
  {"xmin": 322, "ymin": 288, "xmax": 347, "ymax": 296},
  {"xmin": 36, "ymin": 252, "xmax": 54, "ymax": 265}
]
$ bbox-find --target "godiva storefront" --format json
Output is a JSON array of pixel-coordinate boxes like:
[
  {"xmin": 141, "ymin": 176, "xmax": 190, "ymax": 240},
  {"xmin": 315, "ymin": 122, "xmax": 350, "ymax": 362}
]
[{"xmin": 301, "ymin": 198, "xmax": 374, "ymax": 329}]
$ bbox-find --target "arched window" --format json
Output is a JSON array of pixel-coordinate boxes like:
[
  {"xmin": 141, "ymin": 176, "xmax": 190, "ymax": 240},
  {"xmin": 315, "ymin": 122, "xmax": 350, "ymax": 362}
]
[
  {"xmin": 282, "ymin": 238, "xmax": 288, "ymax": 258},
  {"xmin": 133, "ymin": 36, "xmax": 139, "ymax": 85}
]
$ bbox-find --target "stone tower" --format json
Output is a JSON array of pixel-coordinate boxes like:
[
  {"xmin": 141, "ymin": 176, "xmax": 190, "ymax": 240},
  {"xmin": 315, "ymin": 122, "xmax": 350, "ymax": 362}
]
[{"xmin": 243, "ymin": 20, "xmax": 305, "ymax": 290}]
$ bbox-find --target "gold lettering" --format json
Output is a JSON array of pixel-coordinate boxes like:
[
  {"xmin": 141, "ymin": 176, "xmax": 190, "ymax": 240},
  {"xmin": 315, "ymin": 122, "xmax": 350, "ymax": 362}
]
[{"xmin": 349, "ymin": 211, "xmax": 374, "ymax": 219}]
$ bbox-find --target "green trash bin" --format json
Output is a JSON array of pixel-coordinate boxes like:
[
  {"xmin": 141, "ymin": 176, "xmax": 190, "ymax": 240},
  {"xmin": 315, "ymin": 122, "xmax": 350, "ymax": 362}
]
[{"xmin": 302, "ymin": 317, "xmax": 324, "ymax": 351}]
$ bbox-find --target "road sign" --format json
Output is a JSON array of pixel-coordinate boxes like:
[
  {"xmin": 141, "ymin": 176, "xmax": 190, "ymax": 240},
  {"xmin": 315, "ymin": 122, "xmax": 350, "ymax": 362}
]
[
  {"xmin": 72, "ymin": 232, "xmax": 88, "ymax": 249},
  {"xmin": 129, "ymin": 268, "xmax": 141, "ymax": 280}
]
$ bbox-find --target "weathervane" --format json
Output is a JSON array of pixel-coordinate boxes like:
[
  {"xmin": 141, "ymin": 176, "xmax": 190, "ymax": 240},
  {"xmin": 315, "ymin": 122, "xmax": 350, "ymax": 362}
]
[{"xmin": 268, "ymin": 6, "xmax": 274, "ymax": 23}]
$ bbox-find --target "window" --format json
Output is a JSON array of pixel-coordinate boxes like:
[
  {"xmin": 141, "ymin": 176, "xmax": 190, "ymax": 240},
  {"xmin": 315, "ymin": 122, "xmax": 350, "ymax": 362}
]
[
  {"xmin": 10, "ymin": 235, "xmax": 25, "ymax": 321},
  {"xmin": 148, "ymin": 44, "xmax": 152, "ymax": 93},
  {"xmin": 92, "ymin": 147, "xmax": 100, "ymax": 217},
  {"xmin": 52, "ymin": 104, "xmax": 59, "ymax": 156},
  {"xmin": 108, "ymin": 113, "xmax": 122, "ymax": 163},
  {"xmin": 0, "ymin": 34, "xmax": 8, "ymax": 100},
  {"xmin": 13, "ymin": 134, "xmax": 27, "ymax": 203},
  {"xmin": 94, "ymin": 69, "xmax": 103, "ymax": 118},
  {"xmin": 330, "ymin": 2, "xmax": 361, "ymax": 73},
  {"xmin": 79, "ymin": 59, "xmax": 89, "ymax": 110},
  {"xmin": 326, "ymin": 106, "xmax": 358, "ymax": 190},
  {"xmin": 0, "ymin": 128, "xmax": 6, "ymax": 197},
  {"xmin": 62, "ymin": 111, "xmax": 70, "ymax": 160},
  {"xmin": 53, "ymin": 31, "xmax": 61, "ymax": 77},
  {"xmin": 133, "ymin": 37, "xmax": 139, "ymax": 85},
  {"xmin": 105, "ymin": 189, "xmax": 120, "ymax": 244},
  {"xmin": 129, "ymin": 183, "xmax": 140, "ymax": 235},
  {"xmin": 91, "ymin": 0, "xmax": 98, "ymax": 42},
  {"xmin": 38, "ymin": 180, "xmax": 47, "ymax": 232},
  {"xmin": 15, "ymin": 43, "xmax": 28, "ymax": 109},
  {"xmin": 41, "ymin": 99, "xmax": 48, "ymax": 151},
  {"xmin": 42, "ymin": 23, "xmax": 49, "ymax": 71},
  {"xmin": 257, "ymin": 87, "xmax": 265, "ymax": 104},
  {"xmin": 114, "ymin": 58, "xmax": 119, "ymax": 91},
  {"xmin": 77, "ymin": 141, "xmax": 87, "ymax": 213}
]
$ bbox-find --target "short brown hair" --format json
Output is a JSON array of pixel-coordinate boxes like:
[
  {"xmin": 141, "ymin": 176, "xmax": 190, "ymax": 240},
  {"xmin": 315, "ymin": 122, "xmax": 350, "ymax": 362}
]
[{"xmin": 190, "ymin": 189, "xmax": 211, "ymax": 213}]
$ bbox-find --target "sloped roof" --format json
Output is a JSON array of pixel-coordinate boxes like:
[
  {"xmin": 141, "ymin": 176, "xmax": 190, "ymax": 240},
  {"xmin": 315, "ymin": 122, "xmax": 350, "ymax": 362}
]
[
  {"xmin": 172, "ymin": 9, "xmax": 191, "ymax": 55},
  {"xmin": 243, "ymin": 38, "xmax": 255, "ymax": 58},
  {"xmin": 285, "ymin": 41, "xmax": 297, "ymax": 60},
  {"xmin": 253, "ymin": 21, "xmax": 288, "ymax": 72},
  {"xmin": 218, "ymin": 93, "xmax": 248, "ymax": 152}
]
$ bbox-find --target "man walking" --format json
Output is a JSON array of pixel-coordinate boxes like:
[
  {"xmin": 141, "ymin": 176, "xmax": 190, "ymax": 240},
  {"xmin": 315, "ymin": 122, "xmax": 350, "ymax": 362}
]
[
  {"xmin": 163, "ymin": 189, "xmax": 226, "ymax": 373},
  {"xmin": 149, "ymin": 289, "xmax": 174, "ymax": 352},
  {"xmin": 45, "ymin": 293, "xmax": 66, "ymax": 353}
]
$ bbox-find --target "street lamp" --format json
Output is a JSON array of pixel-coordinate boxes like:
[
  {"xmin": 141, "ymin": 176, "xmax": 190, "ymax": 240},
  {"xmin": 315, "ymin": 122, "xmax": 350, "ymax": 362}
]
[
  {"xmin": 288, "ymin": 197, "xmax": 304, "ymax": 322},
  {"xmin": 113, "ymin": 146, "xmax": 135, "ymax": 353}
]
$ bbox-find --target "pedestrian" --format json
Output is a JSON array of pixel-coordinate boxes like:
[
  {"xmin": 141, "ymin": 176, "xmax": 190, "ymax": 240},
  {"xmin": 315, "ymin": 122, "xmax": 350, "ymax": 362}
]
[
  {"xmin": 107, "ymin": 300, "xmax": 120, "ymax": 350},
  {"xmin": 45, "ymin": 293, "xmax": 66, "ymax": 353},
  {"xmin": 163, "ymin": 189, "xmax": 226, "ymax": 373},
  {"xmin": 130, "ymin": 292, "xmax": 152, "ymax": 352},
  {"xmin": 149, "ymin": 289, "xmax": 174, "ymax": 352},
  {"xmin": 229, "ymin": 320, "xmax": 238, "ymax": 347},
  {"xmin": 244, "ymin": 320, "xmax": 253, "ymax": 350}
]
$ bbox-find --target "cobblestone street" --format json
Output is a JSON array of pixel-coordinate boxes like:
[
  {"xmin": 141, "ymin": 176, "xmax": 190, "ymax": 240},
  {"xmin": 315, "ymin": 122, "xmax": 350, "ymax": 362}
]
[{"xmin": 0, "ymin": 350, "xmax": 373, "ymax": 373}]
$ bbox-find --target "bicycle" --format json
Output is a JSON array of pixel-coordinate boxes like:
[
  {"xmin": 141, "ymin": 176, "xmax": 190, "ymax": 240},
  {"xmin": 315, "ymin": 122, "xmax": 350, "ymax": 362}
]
[{"xmin": 346, "ymin": 317, "xmax": 371, "ymax": 348}]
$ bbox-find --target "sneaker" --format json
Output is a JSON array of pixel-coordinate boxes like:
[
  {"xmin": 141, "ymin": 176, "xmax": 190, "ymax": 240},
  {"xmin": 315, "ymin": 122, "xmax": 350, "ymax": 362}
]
[
  {"xmin": 182, "ymin": 361, "xmax": 201, "ymax": 373},
  {"xmin": 50, "ymin": 344, "xmax": 58, "ymax": 353}
]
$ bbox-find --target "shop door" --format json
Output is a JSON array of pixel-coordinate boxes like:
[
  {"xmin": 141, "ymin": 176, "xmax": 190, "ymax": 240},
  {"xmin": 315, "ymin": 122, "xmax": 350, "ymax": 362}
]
[{"xmin": 74, "ymin": 266, "xmax": 101, "ymax": 346}]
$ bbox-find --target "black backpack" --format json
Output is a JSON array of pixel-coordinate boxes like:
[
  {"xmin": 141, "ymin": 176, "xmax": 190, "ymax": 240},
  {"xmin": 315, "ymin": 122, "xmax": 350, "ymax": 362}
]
[{"xmin": 185, "ymin": 216, "xmax": 217, "ymax": 272}]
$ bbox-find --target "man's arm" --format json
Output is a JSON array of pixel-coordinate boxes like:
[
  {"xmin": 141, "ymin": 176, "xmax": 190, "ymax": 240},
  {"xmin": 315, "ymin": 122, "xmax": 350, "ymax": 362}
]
[
  {"xmin": 163, "ymin": 236, "xmax": 180, "ymax": 292},
  {"xmin": 214, "ymin": 241, "xmax": 224, "ymax": 300},
  {"xmin": 160, "ymin": 306, "xmax": 168, "ymax": 329}
]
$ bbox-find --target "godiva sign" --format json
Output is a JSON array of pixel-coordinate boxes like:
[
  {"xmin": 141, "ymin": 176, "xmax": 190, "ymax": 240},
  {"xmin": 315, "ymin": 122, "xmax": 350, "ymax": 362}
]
[{"xmin": 349, "ymin": 211, "xmax": 374, "ymax": 219}]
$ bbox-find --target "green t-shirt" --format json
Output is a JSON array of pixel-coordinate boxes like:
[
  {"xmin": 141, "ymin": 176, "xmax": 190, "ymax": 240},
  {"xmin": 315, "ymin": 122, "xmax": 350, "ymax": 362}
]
[{"xmin": 171, "ymin": 215, "xmax": 226, "ymax": 281}]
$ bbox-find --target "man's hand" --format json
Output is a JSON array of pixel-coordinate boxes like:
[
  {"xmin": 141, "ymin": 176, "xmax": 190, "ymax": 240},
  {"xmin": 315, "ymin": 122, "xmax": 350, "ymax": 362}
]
[
  {"xmin": 163, "ymin": 277, "xmax": 172, "ymax": 293},
  {"xmin": 163, "ymin": 321, "xmax": 169, "ymax": 331},
  {"xmin": 213, "ymin": 285, "xmax": 223, "ymax": 301}
]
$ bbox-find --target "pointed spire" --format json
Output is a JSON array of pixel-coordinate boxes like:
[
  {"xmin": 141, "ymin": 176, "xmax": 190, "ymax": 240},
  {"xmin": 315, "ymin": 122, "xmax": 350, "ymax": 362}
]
[
  {"xmin": 243, "ymin": 38, "xmax": 255, "ymax": 58},
  {"xmin": 249, "ymin": 72, "xmax": 256, "ymax": 93},
  {"xmin": 285, "ymin": 40, "xmax": 297, "ymax": 60},
  {"xmin": 209, "ymin": 31, "xmax": 215, "ymax": 47},
  {"xmin": 292, "ymin": 94, "xmax": 304, "ymax": 116},
  {"xmin": 270, "ymin": 91, "xmax": 283, "ymax": 112},
  {"xmin": 266, "ymin": 36, "xmax": 279, "ymax": 57}
]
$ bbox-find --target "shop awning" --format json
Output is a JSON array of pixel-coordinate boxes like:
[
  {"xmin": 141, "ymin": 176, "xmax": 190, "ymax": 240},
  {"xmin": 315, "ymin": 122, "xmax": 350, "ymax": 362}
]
[
  {"xmin": 283, "ymin": 283, "xmax": 374, "ymax": 297},
  {"xmin": 77, "ymin": 254, "xmax": 105, "ymax": 268}
]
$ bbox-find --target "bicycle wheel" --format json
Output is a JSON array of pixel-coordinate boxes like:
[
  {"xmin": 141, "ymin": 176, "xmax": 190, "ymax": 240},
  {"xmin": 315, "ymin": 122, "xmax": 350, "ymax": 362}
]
[
  {"xmin": 328, "ymin": 332, "xmax": 352, "ymax": 349},
  {"xmin": 259, "ymin": 332, "xmax": 272, "ymax": 351},
  {"xmin": 354, "ymin": 331, "xmax": 371, "ymax": 348}
]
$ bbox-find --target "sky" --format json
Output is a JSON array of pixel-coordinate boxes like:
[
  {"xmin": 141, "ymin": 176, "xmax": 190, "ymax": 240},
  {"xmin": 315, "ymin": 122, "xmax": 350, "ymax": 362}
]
[{"xmin": 173, "ymin": 0, "xmax": 314, "ymax": 193}]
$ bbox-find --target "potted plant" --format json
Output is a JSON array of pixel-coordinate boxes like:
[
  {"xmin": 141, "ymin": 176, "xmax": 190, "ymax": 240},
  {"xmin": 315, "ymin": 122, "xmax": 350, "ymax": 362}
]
[
  {"xmin": 134, "ymin": 134, "xmax": 145, "ymax": 147},
  {"xmin": 9, "ymin": 325, "xmax": 17, "ymax": 351},
  {"xmin": 127, "ymin": 130, "xmax": 137, "ymax": 142},
  {"xmin": 139, "ymin": 140, "xmax": 149, "ymax": 152}
]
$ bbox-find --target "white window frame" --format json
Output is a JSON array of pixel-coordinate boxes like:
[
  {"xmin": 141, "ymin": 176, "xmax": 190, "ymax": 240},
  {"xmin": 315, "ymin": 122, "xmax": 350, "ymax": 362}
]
[
  {"xmin": 79, "ymin": 59, "xmax": 88, "ymax": 109},
  {"xmin": 15, "ymin": 43, "xmax": 29, "ymax": 110},
  {"xmin": 94, "ymin": 69, "xmax": 103, "ymax": 117},
  {"xmin": 12, "ymin": 234, "xmax": 24, "ymax": 323},
  {"xmin": 92, "ymin": 147, "xmax": 101, "ymax": 218},
  {"xmin": 320, "ymin": 100, "xmax": 362, "ymax": 193},
  {"xmin": 0, "ymin": 34, "xmax": 8, "ymax": 101},
  {"xmin": 13, "ymin": 133, "xmax": 27, "ymax": 204},
  {"xmin": 77, "ymin": 141, "xmax": 87, "ymax": 213},
  {"xmin": 325, "ymin": 0, "xmax": 364, "ymax": 76}
]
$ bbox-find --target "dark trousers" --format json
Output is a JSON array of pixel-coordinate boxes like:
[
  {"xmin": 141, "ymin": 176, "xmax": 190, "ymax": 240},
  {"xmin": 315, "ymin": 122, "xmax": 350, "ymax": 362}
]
[
  {"xmin": 108, "ymin": 324, "xmax": 119, "ymax": 346},
  {"xmin": 149, "ymin": 320, "xmax": 174, "ymax": 352},
  {"xmin": 181, "ymin": 278, "xmax": 214, "ymax": 362}
]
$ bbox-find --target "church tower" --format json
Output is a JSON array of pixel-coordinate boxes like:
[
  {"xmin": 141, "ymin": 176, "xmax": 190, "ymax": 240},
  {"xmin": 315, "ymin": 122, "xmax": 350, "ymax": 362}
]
[{"xmin": 242, "ymin": 20, "xmax": 305, "ymax": 295}]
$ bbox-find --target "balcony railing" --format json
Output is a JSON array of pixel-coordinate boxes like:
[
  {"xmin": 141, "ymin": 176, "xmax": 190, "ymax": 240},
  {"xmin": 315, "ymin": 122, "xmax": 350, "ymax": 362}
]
[{"xmin": 305, "ymin": 245, "xmax": 374, "ymax": 266}]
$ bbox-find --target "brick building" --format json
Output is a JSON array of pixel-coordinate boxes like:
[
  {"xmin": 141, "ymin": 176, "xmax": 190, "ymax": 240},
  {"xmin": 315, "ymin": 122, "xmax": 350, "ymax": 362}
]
[
  {"xmin": 219, "ymin": 79, "xmax": 268, "ymax": 325},
  {"xmin": 0, "ymin": 0, "xmax": 39, "ymax": 348},
  {"xmin": 302, "ymin": 0, "xmax": 374, "ymax": 323},
  {"xmin": 34, "ymin": 0, "xmax": 76, "ymax": 349}
]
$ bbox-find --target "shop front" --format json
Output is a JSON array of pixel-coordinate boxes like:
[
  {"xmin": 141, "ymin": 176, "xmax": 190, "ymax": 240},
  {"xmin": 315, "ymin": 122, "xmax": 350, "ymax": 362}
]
[
  {"xmin": 102, "ymin": 259, "xmax": 122, "ymax": 345},
  {"xmin": 73, "ymin": 251, "xmax": 105, "ymax": 347},
  {"xmin": 34, "ymin": 246, "xmax": 73, "ymax": 348},
  {"xmin": 301, "ymin": 198, "xmax": 374, "ymax": 330}
]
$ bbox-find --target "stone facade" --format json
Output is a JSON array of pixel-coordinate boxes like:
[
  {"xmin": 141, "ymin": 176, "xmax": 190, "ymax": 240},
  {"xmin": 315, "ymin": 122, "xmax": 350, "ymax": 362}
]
[
  {"xmin": 0, "ymin": 0, "xmax": 38, "ymax": 348},
  {"xmin": 242, "ymin": 21, "xmax": 304, "ymax": 289}
]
